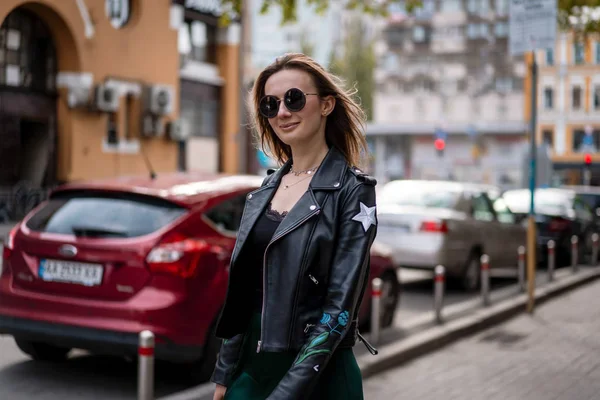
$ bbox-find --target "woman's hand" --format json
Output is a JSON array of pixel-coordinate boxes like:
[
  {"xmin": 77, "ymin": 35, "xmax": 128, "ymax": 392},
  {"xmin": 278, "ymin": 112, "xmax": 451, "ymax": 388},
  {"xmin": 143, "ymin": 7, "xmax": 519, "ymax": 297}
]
[{"xmin": 213, "ymin": 384, "xmax": 227, "ymax": 400}]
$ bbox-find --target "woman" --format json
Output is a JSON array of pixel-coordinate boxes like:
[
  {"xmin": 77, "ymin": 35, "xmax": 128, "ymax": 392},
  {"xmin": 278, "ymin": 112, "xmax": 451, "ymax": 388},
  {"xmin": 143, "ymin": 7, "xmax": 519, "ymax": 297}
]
[{"xmin": 212, "ymin": 53, "xmax": 378, "ymax": 400}]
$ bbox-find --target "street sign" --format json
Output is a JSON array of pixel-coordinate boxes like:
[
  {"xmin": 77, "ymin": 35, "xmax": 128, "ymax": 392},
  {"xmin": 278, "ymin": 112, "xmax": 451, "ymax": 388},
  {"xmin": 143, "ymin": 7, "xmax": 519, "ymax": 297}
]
[
  {"xmin": 509, "ymin": 0, "xmax": 557, "ymax": 56},
  {"xmin": 434, "ymin": 127, "xmax": 447, "ymax": 141}
]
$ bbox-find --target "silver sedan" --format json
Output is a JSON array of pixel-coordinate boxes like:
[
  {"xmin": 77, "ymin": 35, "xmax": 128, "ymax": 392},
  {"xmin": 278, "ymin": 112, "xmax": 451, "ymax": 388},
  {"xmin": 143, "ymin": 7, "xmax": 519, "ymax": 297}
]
[{"xmin": 375, "ymin": 180, "xmax": 526, "ymax": 291}]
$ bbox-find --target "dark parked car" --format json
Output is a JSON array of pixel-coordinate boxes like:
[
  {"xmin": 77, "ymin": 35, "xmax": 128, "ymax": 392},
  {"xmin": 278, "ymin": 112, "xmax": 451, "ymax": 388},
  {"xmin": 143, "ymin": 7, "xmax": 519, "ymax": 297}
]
[
  {"xmin": 0, "ymin": 172, "xmax": 399, "ymax": 382},
  {"xmin": 501, "ymin": 188, "xmax": 596, "ymax": 264}
]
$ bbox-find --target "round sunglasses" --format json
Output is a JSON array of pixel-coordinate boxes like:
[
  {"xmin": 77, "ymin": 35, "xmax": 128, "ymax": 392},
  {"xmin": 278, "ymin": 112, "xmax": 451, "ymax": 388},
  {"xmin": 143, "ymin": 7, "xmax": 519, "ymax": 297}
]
[{"xmin": 259, "ymin": 88, "xmax": 319, "ymax": 119}]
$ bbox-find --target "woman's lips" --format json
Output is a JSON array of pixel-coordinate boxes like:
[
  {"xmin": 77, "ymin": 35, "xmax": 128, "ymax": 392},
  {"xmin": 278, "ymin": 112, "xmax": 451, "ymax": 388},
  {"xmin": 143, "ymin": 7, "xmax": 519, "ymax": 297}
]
[{"xmin": 280, "ymin": 122, "xmax": 299, "ymax": 132}]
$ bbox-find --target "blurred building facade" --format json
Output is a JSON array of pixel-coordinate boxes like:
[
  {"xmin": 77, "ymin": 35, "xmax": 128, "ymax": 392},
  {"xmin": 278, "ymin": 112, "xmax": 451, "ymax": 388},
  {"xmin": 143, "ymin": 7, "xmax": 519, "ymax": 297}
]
[
  {"xmin": 175, "ymin": 0, "xmax": 241, "ymax": 175},
  {"xmin": 368, "ymin": 0, "xmax": 528, "ymax": 189},
  {"xmin": 0, "ymin": 0, "xmax": 181, "ymax": 191},
  {"xmin": 246, "ymin": 0, "xmax": 382, "ymax": 174},
  {"xmin": 0, "ymin": 0, "xmax": 242, "ymax": 196},
  {"xmin": 530, "ymin": 32, "xmax": 600, "ymax": 185}
]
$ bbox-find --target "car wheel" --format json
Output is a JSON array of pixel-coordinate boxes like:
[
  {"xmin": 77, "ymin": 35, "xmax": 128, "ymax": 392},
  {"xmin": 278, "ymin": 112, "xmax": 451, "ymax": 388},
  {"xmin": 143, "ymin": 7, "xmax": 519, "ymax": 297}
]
[
  {"xmin": 461, "ymin": 251, "xmax": 481, "ymax": 292},
  {"xmin": 14, "ymin": 338, "xmax": 71, "ymax": 362},
  {"xmin": 189, "ymin": 323, "xmax": 221, "ymax": 384}
]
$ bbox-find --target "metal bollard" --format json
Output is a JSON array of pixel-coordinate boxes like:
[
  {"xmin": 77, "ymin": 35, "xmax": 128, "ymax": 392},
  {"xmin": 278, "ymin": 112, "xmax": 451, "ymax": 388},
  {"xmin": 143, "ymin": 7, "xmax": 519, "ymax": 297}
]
[
  {"xmin": 480, "ymin": 254, "xmax": 490, "ymax": 307},
  {"xmin": 434, "ymin": 265, "xmax": 445, "ymax": 324},
  {"xmin": 517, "ymin": 246, "xmax": 526, "ymax": 292},
  {"xmin": 592, "ymin": 233, "xmax": 599, "ymax": 266},
  {"xmin": 138, "ymin": 330, "xmax": 155, "ymax": 400},
  {"xmin": 547, "ymin": 240, "xmax": 555, "ymax": 282},
  {"xmin": 370, "ymin": 278, "xmax": 382, "ymax": 346},
  {"xmin": 571, "ymin": 235, "xmax": 579, "ymax": 273}
]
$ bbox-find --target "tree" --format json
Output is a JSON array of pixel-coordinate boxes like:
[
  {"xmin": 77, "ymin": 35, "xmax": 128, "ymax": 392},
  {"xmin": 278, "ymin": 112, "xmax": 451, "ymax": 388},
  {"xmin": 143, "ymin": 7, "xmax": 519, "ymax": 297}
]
[
  {"xmin": 557, "ymin": 0, "xmax": 600, "ymax": 37},
  {"xmin": 328, "ymin": 16, "xmax": 377, "ymax": 121},
  {"xmin": 299, "ymin": 28, "xmax": 315, "ymax": 58},
  {"xmin": 218, "ymin": 0, "xmax": 423, "ymax": 25}
]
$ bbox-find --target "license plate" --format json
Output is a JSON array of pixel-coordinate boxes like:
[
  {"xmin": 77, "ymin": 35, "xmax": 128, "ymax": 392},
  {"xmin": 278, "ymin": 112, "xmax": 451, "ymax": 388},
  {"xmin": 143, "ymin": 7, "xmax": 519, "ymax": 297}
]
[{"xmin": 38, "ymin": 259, "xmax": 104, "ymax": 287}]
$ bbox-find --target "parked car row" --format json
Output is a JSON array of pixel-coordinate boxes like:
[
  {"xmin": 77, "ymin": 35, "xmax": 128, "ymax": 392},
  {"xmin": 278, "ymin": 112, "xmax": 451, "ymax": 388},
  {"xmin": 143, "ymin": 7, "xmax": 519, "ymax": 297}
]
[
  {"xmin": 375, "ymin": 180, "xmax": 600, "ymax": 292},
  {"xmin": 375, "ymin": 180, "xmax": 526, "ymax": 291},
  {"xmin": 0, "ymin": 172, "xmax": 400, "ymax": 383}
]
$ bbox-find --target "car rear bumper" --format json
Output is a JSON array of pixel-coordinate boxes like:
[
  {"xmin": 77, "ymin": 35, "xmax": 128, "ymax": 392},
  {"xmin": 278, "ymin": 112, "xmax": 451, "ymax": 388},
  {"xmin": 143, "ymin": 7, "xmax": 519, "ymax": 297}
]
[
  {"xmin": 0, "ymin": 265, "xmax": 225, "ymax": 362},
  {"xmin": 0, "ymin": 314, "xmax": 204, "ymax": 362}
]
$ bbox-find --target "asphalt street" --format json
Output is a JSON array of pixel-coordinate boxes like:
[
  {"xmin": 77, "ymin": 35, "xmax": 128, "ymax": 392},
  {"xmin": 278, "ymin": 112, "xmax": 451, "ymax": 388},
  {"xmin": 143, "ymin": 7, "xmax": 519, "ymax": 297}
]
[{"xmin": 0, "ymin": 260, "xmax": 527, "ymax": 399}]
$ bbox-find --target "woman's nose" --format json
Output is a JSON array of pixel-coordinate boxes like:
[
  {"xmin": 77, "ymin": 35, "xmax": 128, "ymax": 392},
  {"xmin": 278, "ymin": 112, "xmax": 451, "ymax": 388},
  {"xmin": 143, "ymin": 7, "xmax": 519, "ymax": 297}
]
[{"xmin": 277, "ymin": 101, "xmax": 292, "ymax": 118}]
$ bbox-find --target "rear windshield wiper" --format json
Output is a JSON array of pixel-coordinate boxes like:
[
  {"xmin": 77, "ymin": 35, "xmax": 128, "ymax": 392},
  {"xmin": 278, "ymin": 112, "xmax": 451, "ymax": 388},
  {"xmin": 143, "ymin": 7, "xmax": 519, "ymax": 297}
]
[{"xmin": 71, "ymin": 226, "xmax": 129, "ymax": 238}]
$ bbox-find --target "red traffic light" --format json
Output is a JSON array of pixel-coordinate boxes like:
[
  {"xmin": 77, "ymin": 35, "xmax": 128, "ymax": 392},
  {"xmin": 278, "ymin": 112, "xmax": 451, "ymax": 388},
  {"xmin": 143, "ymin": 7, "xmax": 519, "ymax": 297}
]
[
  {"xmin": 585, "ymin": 153, "xmax": 592, "ymax": 165},
  {"xmin": 434, "ymin": 138, "xmax": 446, "ymax": 151}
]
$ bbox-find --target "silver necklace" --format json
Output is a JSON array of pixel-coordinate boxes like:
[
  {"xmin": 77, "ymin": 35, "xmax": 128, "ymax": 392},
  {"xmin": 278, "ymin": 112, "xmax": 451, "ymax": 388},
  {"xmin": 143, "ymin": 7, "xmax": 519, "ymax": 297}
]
[
  {"xmin": 290, "ymin": 164, "xmax": 319, "ymax": 176},
  {"xmin": 283, "ymin": 173, "xmax": 314, "ymax": 190}
]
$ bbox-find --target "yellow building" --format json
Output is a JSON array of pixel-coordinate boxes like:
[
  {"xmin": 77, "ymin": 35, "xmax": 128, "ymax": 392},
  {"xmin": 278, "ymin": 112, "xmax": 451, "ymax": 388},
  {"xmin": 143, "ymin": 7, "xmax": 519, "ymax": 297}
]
[
  {"xmin": 0, "ymin": 0, "xmax": 241, "ymax": 193},
  {"xmin": 526, "ymin": 32, "xmax": 600, "ymax": 185}
]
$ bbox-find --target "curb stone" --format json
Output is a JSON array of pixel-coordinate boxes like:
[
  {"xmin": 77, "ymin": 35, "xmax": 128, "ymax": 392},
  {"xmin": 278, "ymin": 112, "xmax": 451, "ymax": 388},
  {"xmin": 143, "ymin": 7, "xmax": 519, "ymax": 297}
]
[{"xmin": 158, "ymin": 267, "xmax": 600, "ymax": 400}]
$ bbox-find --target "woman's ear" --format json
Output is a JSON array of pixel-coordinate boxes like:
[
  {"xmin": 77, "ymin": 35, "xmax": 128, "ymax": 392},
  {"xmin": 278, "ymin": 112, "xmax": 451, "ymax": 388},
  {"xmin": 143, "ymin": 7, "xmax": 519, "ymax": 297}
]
[{"xmin": 321, "ymin": 95, "xmax": 336, "ymax": 116}]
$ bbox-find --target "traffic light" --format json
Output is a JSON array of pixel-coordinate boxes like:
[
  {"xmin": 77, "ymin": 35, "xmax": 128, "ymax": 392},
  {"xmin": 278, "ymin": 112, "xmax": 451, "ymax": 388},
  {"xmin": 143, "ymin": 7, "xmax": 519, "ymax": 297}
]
[
  {"xmin": 584, "ymin": 153, "xmax": 592, "ymax": 186},
  {"xmin": 434, "ymin": 138, "xmax": 445, "ymax": 157}
]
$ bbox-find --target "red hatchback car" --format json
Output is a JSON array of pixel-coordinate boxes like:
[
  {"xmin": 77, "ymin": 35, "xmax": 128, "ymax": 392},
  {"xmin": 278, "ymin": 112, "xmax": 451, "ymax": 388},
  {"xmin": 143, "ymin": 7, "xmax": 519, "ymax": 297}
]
[{"xmin": 0, "ymin": 173, "xmax": 399, "ymax": 381}]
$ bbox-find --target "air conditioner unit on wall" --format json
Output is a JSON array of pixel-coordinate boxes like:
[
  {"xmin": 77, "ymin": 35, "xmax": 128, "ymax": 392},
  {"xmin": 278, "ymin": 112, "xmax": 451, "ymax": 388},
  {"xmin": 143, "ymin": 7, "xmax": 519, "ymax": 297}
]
[
  {"xmin": 166, "ymin": 119, "xmax": 189, "ymax": 141},
  {"xmin": 144, "ymin": 84, "xmax": 175, "ymax": 116},
  {"xmin": 67, "ymin": 86, "xmax": 91, "ymax": 109},
  {"xmin": 95, "ymin": 84, "xmax": 120, "ymax": 112},
  {"xmin": 141, "ymin": 114, "xmax": 164, "ymax": 138}
]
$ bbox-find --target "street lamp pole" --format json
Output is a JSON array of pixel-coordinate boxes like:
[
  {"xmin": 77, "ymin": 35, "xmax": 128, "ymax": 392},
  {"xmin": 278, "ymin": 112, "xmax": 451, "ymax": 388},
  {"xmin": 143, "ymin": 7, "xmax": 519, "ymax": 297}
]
[{"xmin": 526, "ymin": 50, "xmax": 538, "ymax": 314}]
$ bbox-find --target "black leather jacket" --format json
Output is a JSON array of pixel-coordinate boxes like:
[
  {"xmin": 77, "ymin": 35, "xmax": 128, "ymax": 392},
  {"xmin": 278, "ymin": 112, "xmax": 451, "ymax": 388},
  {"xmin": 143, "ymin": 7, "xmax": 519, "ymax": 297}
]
[{"xmin": 211, "ymin": 147, "xmax": 378, "ymax": 399}]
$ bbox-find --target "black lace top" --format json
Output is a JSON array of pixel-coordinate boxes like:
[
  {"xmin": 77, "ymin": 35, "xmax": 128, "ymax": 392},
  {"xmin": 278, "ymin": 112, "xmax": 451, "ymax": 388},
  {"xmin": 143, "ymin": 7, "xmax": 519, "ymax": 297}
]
[{"xmin": 246, "ymin": 203, "xmax": 286, "ymax": 312}]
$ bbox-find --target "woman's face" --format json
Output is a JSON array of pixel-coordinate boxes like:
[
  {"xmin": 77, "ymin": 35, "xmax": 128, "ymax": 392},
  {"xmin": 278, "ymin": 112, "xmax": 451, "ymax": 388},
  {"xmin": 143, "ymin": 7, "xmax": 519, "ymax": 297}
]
[{"xmin": 263, "ymin": 69, "xmax": 334, "ymax": 148}]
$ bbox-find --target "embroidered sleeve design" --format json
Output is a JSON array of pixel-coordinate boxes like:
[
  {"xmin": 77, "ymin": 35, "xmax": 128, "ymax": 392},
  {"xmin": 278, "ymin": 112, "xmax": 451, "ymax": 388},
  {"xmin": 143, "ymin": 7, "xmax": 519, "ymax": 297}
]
[{"xmin": 294, "ymin": 310, "xmax": 349, "ymax": 365}]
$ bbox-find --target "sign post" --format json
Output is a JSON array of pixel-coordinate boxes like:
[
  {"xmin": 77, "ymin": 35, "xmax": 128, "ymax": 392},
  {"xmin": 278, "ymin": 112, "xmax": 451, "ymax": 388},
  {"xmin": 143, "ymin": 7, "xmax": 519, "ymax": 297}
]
[{"xmin": 509, "ymin": 0, "xmax": 557, "ymax": 314}]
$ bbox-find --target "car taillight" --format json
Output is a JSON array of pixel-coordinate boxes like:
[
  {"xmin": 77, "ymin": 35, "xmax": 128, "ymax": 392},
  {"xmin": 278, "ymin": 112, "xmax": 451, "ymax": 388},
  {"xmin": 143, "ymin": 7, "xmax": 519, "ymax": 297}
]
[
  {"xmin": 146, "ymin": 232, "xmax": 211, "ymax": 278},
  {"xmin": 548, "ymin": 218, "xmax": 570, "ymax": 232},
  {"xmin": 420, "ymin": 220, "xmax": 448, "ymax": 233},
  {"xmin": 2, "ymin": 224, "xmax": 18, "ymax": 261}
]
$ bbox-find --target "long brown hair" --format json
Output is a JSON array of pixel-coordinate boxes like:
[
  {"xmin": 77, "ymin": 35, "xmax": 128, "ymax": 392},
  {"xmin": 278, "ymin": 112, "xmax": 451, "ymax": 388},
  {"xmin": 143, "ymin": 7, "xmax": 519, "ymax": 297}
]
[{"xmin": 250, "ymin": 53, "xmax": 368, "ymax": 168}]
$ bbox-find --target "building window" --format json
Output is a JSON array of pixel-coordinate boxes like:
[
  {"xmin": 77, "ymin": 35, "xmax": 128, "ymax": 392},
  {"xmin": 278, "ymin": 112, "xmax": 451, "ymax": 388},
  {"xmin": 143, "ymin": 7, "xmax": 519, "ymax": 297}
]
[
  {"xmin": 180, "ymin": 80, "xmax": 220, "ymax": 138},
  {"xmin": 573, "ymin": 128, "xmax": 600, "ymax": 153},
  {"xmin": 594, "ymin": 85, "xmax": 600, "ymax": 110},
  {"xmin": 183, "ymin": 20, "xmax": 217, "ymax": 64},
  {"xmin": 0, "ymin": 9, "xmax": 56, "ymax": 92},
  {"xmin": 496, "ymin": 0, "xmax": 509, "ymax": 15},
  {"xmin": 413, "ymin": 26, "xmax": 429, "ymax": 42},
  {"xmin": 494, "ymin": 22, "xmax": 508, "ymax": 38},
  {"xmin": 441, "ymin": 0, "xmax": 462, "ymax": 12},
  {"xmin": 572, "ymin": 86, "xmax": 582, "ymax": 109},
  {"xmin": 467, "ymin": 0, "xmax": 488, "ymax": 14},
  {"xmin": 543, "ymin": 87, "xmax": 554, "ymax": 109},
  {"xmin": 497, "ymin": 100, "xmax": 507, "ymax": 118},
  {"xmin": 542, "ymin": 130, "xmax": 553, "ymax": 149},
  {"xmin": 495, "ymin": 77, "xmax": 512, "ymax": 93},
  {"xmin": 574, "ymin": 42, "xmax": 585, "ymax": 65},
  {"xmin": 546, "ymin": 49, "xmax": 554, "ymax": 65}
]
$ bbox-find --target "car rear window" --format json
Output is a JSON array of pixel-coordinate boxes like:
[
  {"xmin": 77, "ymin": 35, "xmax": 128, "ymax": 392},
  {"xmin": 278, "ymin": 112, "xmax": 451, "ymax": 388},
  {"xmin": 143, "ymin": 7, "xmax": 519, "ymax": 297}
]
[
  {"xmin": 379, "ymin": 184, "xmax": 459, "ymax": 209},
  {"xmin": 502, "ymin": 191, "xmax": 570, "ymax": 215},
  {"xmin": 26, "ymin": 191, "xmax": 187, "ymax": 238}
]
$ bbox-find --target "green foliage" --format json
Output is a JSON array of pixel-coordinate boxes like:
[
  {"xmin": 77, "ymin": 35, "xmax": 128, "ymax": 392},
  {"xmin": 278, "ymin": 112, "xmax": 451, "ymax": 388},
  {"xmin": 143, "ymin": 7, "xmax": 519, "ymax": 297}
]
[
  {"xmin": 557, "ymin": 0, "xmax": 600, "ymax": 37},
  {"xmin": 329, "ymin": 17, "xmax": 376, "ymax": 121},
  {"xmin": 219, "ymin": 0, "xmax": 423, "ymax": 25},
  {"xmin": 299, "ymin": 29, "xmax": 315, "ymax": 58}
]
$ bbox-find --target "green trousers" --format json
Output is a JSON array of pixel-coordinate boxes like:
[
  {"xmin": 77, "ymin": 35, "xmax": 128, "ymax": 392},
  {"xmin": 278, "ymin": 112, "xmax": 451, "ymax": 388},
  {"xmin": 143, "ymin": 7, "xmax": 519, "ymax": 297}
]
[{"xmin": 225, "ymin": 313, "xmax": 364, "ymax": 400}]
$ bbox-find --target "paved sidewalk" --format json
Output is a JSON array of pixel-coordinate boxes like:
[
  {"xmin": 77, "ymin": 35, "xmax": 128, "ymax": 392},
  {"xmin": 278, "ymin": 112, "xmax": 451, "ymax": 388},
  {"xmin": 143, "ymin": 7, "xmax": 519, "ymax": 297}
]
[{"xmin": 363, "ymin": 279, "xmax": 600, "ymax": 400}]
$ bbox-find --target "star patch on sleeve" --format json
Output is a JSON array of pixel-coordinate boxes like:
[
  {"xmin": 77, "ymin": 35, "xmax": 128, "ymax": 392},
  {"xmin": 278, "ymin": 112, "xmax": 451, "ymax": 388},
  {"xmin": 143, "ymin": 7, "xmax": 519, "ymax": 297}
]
[{"xmin": 352, "ymin": 202, "xmax": 376, "ymax": 232}]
